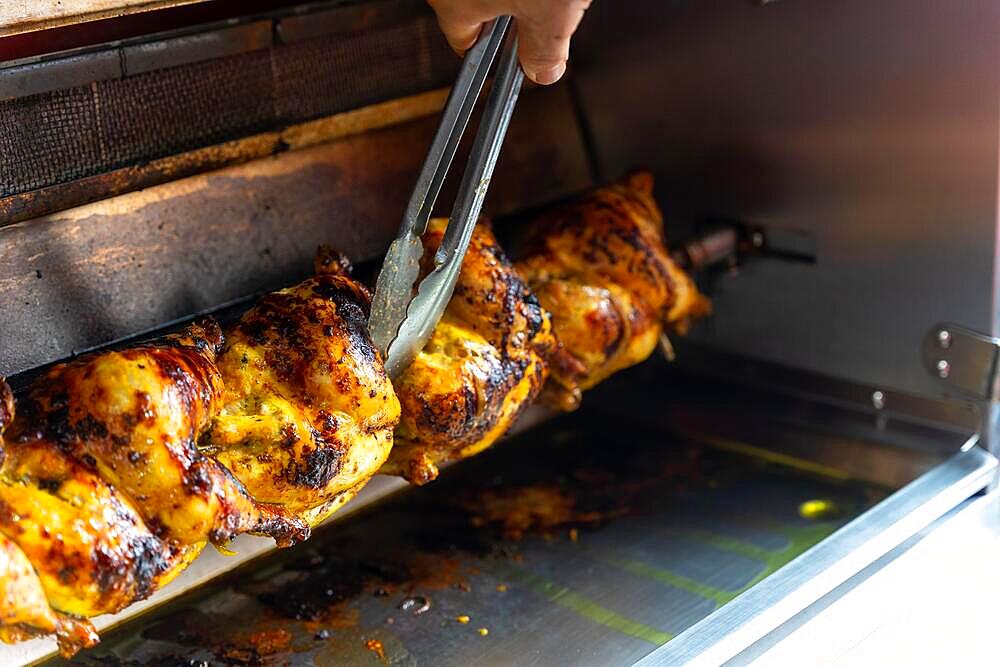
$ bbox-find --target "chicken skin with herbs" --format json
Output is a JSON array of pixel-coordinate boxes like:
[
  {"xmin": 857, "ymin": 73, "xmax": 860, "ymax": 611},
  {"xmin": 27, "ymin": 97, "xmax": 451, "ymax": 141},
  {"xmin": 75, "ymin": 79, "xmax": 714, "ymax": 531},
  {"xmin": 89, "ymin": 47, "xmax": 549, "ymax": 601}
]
[
  {"xmin": 6, "ymin": 321, "xmax": 307, "ymax": 548},
  {"xmin": 0, "ymin": 384, "xmax": 97, "ymax": 655},
  {"xmin": 381, "ymin": 219, "xmax": 556, "ymax": 485},
  {"xmin": 204, "ymin": 247, "xmax": 401, "ymax": 526},
  {"xmin": 515, "ymin": 171, "xmax": 710, "ymax": 410},
  {"xmin": 0, "ymin": 379, "xmax": 191, "ymax": 656}
]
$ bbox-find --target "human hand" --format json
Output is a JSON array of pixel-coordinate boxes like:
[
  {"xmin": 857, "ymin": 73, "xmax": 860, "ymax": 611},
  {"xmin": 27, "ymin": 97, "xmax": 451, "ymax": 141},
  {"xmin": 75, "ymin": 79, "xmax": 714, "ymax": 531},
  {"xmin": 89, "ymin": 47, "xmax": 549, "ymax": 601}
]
[{"xmin": 427, "ymin": 0, "xmax": 591, "ymax": 85}]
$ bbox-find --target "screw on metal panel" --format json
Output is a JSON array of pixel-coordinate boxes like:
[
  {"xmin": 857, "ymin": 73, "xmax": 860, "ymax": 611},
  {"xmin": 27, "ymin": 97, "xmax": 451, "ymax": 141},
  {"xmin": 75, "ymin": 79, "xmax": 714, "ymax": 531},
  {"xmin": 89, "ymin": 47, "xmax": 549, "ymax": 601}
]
[
  {"xmin": 871, "ymin": 390, "xmax": 885, "ymax": 410},
  {"xmin": 751, "ymin": 231, "xmax": 765, "ymax": 248},
  {"xmin": 937, "ymin": 329, "xmax": 952, "ymax": 349},
  {"xmin": 936, "ymin": 359, "xmax": 951, "ymax": 379}
]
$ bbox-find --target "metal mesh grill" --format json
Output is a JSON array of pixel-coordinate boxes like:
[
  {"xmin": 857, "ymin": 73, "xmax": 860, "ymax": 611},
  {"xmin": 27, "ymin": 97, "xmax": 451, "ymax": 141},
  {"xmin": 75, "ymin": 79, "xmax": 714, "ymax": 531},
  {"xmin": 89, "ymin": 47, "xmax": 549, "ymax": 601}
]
[
  {"xmin": 0, "ymin": 86, "xmax": 104, "ymax": 193},
  {"xmin": 0, "ymin": 14, "xmax": 457, "ymax": 198},
  {"xmin": 97, "ymin": 51, "xmax": 276, "ymax": 167},
  {"xmin": 273, "ymin": 17, "xmax": 453, "ymax": 121}
]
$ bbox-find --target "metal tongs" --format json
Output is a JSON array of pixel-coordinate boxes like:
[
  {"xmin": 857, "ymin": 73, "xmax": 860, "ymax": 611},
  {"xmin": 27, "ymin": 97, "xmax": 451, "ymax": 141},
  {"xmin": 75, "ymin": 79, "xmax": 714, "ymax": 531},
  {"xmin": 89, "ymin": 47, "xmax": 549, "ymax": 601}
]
[{"xmin": 370, "ymin": 16, "xmax": 524, "ymax": 379}]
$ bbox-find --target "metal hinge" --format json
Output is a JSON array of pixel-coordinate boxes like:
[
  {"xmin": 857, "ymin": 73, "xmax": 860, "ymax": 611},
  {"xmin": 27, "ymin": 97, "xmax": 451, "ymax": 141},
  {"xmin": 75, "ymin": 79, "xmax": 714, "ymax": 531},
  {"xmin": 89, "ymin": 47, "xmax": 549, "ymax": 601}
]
[{"xmin": 924, "ymin": 324, "xmax": 1000, "ymax": 401}]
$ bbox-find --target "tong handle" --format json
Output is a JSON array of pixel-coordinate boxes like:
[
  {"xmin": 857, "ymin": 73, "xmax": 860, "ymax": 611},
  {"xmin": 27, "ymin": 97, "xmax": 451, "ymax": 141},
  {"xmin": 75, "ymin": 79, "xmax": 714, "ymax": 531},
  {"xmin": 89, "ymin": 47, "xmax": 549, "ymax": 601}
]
[
  {"xmin": 383, "ymin": 26, "xmax": 523, "ymax": 379},
  {"xmin": 370, "ymin": 18, "xmax": 509, "ymax": 358},
  {"xmin": 436, "ymin": 28, "xmax": 525, "ymax": 267},
  {"xmin": 401, "ymin": 16, "xmax": 511, "ymax": 238}
]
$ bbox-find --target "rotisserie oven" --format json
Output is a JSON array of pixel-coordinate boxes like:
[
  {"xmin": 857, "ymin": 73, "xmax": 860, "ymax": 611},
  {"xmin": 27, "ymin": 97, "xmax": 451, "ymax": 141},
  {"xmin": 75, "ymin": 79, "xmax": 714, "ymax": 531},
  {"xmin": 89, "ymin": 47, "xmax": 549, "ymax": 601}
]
[{"xmin": 2, "ymin": 1, "xmax": 999, "ymax": 664}]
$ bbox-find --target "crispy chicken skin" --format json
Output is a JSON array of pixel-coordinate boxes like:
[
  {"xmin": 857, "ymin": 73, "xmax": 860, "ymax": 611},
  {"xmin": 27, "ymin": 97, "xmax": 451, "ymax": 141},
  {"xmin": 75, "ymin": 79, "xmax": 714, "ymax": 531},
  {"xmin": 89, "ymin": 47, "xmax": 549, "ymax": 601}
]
[
  {"xmin": 0, "ymin": 385, "xmax": 96, "ymax": 654},
  {"xmin": 0, "ymin": 534, "xmax": 99, "ymax": 656},
  {"xmin": 204, "ymin": 248, "xmax": 401, "ymax": 526},
  {"xmin": 515, "ymin": 171, "xmax": 710, "ymax": 409},
  {"xmin": 7, "ymin": 321, "xmax": 306, "ymax": 548},
  {"xmin": 0, "ymin": 440, "xmax": 200, "ymax": 618},
  {"xmin": 381, "ymin": 219, "xmax": 556, "ymax": 485},
  {"xmin": 0, "ymin": 379, "xmax": 176, "ymax": 656}
]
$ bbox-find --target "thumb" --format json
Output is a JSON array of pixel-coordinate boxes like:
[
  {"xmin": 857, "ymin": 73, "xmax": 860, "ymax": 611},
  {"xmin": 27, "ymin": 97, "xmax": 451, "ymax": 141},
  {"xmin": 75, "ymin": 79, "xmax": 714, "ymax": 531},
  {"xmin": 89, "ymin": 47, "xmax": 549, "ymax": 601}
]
[{"xmin": 516, "ymin": 0, "xmax": 591, "ymax": 85}]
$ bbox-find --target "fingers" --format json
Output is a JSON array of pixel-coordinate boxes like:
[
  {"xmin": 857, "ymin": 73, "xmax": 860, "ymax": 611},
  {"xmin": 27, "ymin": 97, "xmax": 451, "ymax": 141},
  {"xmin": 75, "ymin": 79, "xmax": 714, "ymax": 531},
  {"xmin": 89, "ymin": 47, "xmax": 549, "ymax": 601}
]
[
  {"xmin": 515, "ymin": 0, "xmax": 591, "ymax": 85},
  {"xmin": 428, "ymin": 0, "xmax": 592, "ymax": 86},
  {"xmin": 427, "ymin": 0, "xmax": 496, "ymax": 55}
]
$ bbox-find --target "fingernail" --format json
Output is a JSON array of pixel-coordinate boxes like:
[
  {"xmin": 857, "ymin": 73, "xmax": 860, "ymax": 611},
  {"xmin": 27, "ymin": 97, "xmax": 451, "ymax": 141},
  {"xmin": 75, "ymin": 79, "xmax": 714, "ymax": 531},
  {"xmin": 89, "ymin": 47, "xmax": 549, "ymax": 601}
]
[{"xmin": 529, "ymin": 62, "xmax": 566, "ymax": 86}]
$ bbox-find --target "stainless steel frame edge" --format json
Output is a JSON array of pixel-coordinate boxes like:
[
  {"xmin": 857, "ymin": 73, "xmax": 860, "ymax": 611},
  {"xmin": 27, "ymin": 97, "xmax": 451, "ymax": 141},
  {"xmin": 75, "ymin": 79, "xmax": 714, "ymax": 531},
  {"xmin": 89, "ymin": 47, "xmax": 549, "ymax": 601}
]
[{"xmin": 633, "ymin": 441, "xmax": 998, "ymax": 666}]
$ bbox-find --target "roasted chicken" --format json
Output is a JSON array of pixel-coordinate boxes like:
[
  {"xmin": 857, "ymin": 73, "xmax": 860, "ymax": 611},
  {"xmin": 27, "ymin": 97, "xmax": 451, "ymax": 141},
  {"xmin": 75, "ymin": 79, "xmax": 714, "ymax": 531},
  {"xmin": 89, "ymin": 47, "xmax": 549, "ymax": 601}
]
[
  {"xmin": 0, "ymin": 378, "xmax": 188, "ymax": 654},
  {"xmin": 204, "ymin": 247, "xmax": 401, "ymax": 526},
  {"xmin": 515, "ymin": 171, "xmax": 710, "ymax": 409},
  {"xmin": 6, "ymin": 321, "xmax": 307, "ymax": 548},
  {"xmin": 0, "ymin": 439, "xmax": 201, "ymax": 618},
  {"xmin": 381, "ymin": 219, "xmax": 556, "ymax": 485},
  {"xmin": 0, "ymin": 384, "xmax": 98, "ymax": 655},
  {"xmin": 0, "ymin": 325, "xmax": 308, "ymax": 656},
  {"xmin": 0, "ymin": 170, "xmax": 708, "ymax": 658}
]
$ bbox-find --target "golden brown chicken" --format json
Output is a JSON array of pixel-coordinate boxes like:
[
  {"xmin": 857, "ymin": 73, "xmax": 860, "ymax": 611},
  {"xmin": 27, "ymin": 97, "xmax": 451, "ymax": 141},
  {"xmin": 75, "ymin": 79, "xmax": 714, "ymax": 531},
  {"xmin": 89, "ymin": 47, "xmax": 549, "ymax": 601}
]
[
  {"xmin": 0, "ymin": 379, "xmax": 190, "ymax": 655},
  {"xmin": 203, "ymin": 248, "xmax": 401, "ymax": 526},
  {"xmin": 0, "ymin": 533, "xmax": 100, "ymax": 655},
  {"xmin": 0, "ymin": 439, "xmax": 202, "ymax": 619},
  {"xmin": 6, "ymin": 321, "xmax": 307, "ymax": 548},
  {"xmin": 0, "ymin": 383, "xmax": 96, "ymax": 654},
  {"xmin": 515, "ymin": 171, "xmax": 710, "ymax": 409},
  {"xmin": 381, "ymin": 219, "xmax": 556, "ymax": 485}
]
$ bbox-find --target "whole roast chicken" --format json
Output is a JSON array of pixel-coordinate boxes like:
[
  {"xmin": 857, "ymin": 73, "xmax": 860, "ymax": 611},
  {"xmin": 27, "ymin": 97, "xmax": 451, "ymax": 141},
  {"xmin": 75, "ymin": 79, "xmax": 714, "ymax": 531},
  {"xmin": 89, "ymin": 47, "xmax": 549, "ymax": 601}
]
[
  {"xmin": 514, "ymin": 171, "xmax": 710, "ymax": 409},
  {"xmin": 381, "ymin": 219, "xmax": 556, "ymax": 485}
]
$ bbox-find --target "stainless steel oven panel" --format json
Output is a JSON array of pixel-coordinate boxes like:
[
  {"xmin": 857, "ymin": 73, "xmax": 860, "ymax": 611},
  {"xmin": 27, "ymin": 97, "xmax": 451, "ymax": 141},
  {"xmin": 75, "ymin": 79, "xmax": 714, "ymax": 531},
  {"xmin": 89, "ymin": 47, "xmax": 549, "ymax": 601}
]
[
  {"xmin": 635, "ymin": 443, "xmax": 998, "ymax": 666},
  {"xmin": 573, "ymin": 0, "xmax": 1000, "ymax": 404}
]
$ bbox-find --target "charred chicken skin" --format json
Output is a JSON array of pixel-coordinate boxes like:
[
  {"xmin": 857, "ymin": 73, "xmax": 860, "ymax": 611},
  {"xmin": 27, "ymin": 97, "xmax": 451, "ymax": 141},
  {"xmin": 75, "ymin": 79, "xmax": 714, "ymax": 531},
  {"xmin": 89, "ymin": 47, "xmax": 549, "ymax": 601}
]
[
  {"xmin": 0, "ymin": 172, "xmax": 707, "ymax": 657},
  {"xmin": 204, "ymin": 247, "xmax": 401, "ymax": 526},
  {"xmin": 515, "ymin": 171, "xmax": 710, "ymax": 409},
  {"xmin": 6, "ymin": 321, "xmax": 307, "ymax": 548},
  {"xmin": 381, "ymin": 219, "xmax": 556, "ymax": 485},
  {"xmin": 0, "ymin": 324, "xmax": 307, "ymax": 656},
  {"xmin": 0, "ymin": 255, "xmax": 397, "ymax": 655},
  {"xmin": 0, "ymin": 379, "xmax": 186, "ymax": 655},
  {"xmin": 0, "ymin": 384, "xmax": 97, "ymax": 654}
]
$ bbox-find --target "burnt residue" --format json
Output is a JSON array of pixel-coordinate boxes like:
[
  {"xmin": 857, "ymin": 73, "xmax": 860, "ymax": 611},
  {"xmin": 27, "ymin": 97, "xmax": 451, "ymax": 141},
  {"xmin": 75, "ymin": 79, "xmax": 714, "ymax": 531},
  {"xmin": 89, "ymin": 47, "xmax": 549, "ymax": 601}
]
[
  {"xmin": 58, "ymin": 393, "xmax": 878, "ymax": 666},
  {"xmin": 286, "ymin": 443, "xmax": 345, "ymax": 489}
]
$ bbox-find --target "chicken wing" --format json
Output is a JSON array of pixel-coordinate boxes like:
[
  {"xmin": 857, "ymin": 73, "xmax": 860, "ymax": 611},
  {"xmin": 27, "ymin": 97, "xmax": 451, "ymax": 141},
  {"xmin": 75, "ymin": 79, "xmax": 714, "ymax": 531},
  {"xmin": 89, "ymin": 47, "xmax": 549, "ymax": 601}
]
[
  {"xmin": 381, "ymin": 219, "xmax": 556, "ymax": 485},
  {"xmin": 515, "ymin": 171, "xmax": 710, "ymax": 409},
  {"xmin": 204, "ymin": 248, "xmax": 401, "ymax": 526},
  {"xmin": 6, "ymin": 321, "xmax": 307, "ymax": 547}
]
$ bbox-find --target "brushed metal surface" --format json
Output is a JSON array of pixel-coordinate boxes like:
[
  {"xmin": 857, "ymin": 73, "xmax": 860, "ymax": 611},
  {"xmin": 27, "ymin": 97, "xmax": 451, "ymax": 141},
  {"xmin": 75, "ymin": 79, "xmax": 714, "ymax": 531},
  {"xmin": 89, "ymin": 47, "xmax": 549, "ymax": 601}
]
[
  {"xmin": 36, "ymin": 402, "xmax": 888, "ymax": 667},
  {"xmin": 573, "ymin": 0, "xmax": 1000, "ymax": 402},
  {"xmin": 635, "ymin": 444, "xmax": 997, "ymax": 666},
  {"xmin": 746, "ymin": 489, "xmax": 1000, "ymax": 665}
]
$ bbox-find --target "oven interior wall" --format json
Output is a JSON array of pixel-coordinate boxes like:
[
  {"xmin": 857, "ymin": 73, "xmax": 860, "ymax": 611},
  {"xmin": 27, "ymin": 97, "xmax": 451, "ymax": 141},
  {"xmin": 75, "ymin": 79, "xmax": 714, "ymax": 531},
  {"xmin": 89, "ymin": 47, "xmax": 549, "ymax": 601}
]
[{"xmin": 572, "ymin": 0, "xmax": 1000, "ymax": 403}]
